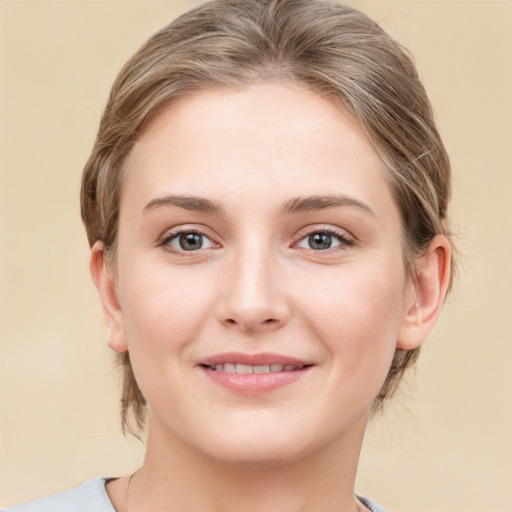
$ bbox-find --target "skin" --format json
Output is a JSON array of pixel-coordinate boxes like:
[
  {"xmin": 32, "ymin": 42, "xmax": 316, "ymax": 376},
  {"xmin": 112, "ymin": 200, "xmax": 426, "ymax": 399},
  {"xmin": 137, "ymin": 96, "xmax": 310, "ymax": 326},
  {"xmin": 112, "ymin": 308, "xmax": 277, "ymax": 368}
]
[{"xmin": 91, "ymin": 83, "xmax": 451, "ymax": 512}]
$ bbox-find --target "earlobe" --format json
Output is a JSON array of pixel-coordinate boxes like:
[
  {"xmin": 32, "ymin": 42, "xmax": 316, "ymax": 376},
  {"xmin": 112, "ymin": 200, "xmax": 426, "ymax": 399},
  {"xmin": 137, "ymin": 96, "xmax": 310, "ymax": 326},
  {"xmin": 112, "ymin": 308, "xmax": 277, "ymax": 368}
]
[
  {"xmin": 90, "ymin": 242, "xmax": 128, "ymax": 353},
  {"xmin": 397, "ymin": 235, "xmax": 451, "ymax": 350}
]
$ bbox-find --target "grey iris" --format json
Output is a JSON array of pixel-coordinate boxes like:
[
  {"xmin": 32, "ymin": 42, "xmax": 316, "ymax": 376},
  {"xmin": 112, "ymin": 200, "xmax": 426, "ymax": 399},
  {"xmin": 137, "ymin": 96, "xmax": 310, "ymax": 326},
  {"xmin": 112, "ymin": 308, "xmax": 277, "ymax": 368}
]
[
  {"xmin": 309, "ymin": 233, "xmax": 332, "ymax": 250},
  {"xmin": 179, "ymin": 233, "xmax": 203, "ymax": 251}
]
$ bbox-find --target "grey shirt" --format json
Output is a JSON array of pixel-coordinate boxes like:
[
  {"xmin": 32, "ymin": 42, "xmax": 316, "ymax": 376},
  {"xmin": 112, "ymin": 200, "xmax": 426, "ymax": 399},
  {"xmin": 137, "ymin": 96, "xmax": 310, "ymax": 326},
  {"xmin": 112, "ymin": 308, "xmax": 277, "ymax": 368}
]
[{"xmin": 2, "ymin": 478, "xmax": 387, "ymax": 512}]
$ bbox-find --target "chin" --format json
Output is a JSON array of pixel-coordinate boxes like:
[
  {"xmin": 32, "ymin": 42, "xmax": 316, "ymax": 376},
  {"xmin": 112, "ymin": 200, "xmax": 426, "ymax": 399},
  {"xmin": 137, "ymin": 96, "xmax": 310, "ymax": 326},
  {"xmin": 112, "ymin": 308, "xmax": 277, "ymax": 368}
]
[
  {"xmin": 191, "ymin": 417, "xmax": 334, "ymax": 468},
  {"xmin": 204, "ymin": 437, "xmax": 308, "ymax": 468}
]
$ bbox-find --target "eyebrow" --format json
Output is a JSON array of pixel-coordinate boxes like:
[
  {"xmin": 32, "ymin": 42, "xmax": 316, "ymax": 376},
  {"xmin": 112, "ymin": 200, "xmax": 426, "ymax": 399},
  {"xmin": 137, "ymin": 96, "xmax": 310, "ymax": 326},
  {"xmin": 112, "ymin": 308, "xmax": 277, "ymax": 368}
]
[
  {"xmin": 143, "ymin": 193, "xmax": 375, "ymax": 217},
  {"xmin": 281, "ymin": 194, "xmax": 376, "ymax": 216},
  {"xmin": 143, "ymin": 195, "xmax": 224, "ymax": 214}
]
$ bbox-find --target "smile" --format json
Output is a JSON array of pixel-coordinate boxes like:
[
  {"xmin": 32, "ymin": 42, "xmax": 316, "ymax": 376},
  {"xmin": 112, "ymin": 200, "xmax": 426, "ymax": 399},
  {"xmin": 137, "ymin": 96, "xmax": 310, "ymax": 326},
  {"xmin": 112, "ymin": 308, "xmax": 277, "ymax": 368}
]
[
  {"xmin": 198, "ymin": 353, "xmax": 313, "ymax": 394},
  {"xmin": 204, "ymin": 363, "xmax": 305, "ymax": 373}
]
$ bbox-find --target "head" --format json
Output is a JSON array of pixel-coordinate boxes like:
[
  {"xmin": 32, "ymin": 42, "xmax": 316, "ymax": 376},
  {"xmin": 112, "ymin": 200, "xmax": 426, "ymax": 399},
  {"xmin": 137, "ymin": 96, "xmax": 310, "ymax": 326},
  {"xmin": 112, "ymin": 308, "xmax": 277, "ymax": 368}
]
[{"xmin": 81, "ymin": 0, "xmax": 453, "ymax": 436}]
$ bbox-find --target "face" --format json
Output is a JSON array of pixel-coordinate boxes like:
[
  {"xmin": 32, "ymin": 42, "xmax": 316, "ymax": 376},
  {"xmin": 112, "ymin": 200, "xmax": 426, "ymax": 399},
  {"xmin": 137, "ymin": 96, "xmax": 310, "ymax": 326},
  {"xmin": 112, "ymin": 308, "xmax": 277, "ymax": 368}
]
[{"xmin": 103, "ymin": 83, "xmax": 418, "ymax": 465}]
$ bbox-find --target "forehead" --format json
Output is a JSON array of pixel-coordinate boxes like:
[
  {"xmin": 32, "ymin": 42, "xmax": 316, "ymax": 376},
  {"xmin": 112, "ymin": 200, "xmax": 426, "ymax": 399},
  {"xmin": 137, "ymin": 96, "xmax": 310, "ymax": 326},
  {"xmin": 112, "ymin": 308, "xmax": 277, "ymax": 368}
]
[{"xmin": 122, "ymin": 83, "xmax": 396, "ymax": 221}]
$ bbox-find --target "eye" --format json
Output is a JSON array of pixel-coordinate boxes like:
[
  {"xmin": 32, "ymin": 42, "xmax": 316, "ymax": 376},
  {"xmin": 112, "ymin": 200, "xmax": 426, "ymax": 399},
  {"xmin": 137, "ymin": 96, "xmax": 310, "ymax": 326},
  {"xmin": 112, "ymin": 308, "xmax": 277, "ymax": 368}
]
[
  {"xmin": 164, "ymin": 230, "xmax": 216, "ymax": 252},
  {"xmin": 296, "ymin": 230, "xmax": 353, "ymax": 251}
]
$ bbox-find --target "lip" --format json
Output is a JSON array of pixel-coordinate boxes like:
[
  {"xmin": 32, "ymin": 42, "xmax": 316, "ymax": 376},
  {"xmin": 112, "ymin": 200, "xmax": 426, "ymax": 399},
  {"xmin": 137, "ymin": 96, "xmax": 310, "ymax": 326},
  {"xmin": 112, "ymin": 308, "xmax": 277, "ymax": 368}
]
[
  {"xmin": 198, "ymin": 352, "xmax": 312, "ymax": 367},
  {"xmin": 197, "ymin": 352, "xmax": 314, "ymax": 394}
]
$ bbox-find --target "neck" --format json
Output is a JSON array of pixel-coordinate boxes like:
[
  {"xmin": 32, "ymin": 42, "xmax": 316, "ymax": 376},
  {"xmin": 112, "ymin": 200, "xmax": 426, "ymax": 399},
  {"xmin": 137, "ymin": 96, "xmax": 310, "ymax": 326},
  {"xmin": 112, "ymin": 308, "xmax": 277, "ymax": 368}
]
[{"xmin": 124, "ymin": 411, "xmax": 368, "ymax": 512}]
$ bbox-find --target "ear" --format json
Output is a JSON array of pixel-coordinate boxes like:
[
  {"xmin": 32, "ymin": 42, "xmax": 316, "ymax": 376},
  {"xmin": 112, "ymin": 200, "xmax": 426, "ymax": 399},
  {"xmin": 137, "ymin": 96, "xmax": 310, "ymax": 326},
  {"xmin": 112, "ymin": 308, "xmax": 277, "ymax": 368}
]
[
  {"xmin": 397, "ymin": 235, "xmax": 451, "ymax": 350},
  {"xmin": 90, "ymin": 241, "xmax": 128, "ymax": 353}
]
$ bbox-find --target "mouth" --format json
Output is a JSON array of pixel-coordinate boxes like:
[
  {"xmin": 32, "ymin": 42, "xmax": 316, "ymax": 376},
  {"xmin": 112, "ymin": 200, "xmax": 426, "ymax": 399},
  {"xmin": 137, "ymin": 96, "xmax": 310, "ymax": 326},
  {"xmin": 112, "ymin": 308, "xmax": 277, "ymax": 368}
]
[
  {"xmin": 198, "ymin": 353, "xmax": 314, "ymax": 394},
  {"xmin": 202, "ymin": 363, "xmax": 307, "ymax": 373}
]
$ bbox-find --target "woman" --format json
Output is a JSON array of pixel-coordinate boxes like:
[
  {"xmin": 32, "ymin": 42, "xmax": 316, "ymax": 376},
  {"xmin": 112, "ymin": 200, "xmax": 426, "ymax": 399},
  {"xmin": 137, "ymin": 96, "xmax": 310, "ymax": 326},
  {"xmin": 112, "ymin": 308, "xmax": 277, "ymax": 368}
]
[{"xmin": 4, "ymin": 0, "xmax": 453, "ymax": 510}]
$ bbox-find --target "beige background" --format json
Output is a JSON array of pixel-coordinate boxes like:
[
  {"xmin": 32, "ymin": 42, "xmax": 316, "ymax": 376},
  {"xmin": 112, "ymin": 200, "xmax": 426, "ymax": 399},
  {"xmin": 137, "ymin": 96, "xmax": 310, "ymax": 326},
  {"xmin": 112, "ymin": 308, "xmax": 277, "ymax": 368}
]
[{"xmin": 0, "ymin": 1, "xmax": 511, "ymax": 511}]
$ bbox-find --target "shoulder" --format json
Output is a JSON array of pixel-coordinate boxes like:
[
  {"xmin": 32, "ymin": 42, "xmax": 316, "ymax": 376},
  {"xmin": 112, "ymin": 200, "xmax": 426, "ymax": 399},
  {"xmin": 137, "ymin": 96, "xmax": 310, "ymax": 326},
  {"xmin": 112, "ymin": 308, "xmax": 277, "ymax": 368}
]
[
  {"xmin": 2, "ymin": 478, "xmax": 116, "ymax": 512},
  {"xmin": 358, "ymin": 494, "xmax": 388, "ymax": 512}
]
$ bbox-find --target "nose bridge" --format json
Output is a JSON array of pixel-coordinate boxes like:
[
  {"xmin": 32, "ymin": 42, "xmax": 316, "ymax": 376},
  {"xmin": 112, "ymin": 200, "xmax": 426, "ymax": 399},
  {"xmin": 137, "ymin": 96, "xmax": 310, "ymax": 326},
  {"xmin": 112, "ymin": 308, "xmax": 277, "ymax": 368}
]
[{"xmin": 218, "ymin": 235, "xmax": 288, "ymax": 331}]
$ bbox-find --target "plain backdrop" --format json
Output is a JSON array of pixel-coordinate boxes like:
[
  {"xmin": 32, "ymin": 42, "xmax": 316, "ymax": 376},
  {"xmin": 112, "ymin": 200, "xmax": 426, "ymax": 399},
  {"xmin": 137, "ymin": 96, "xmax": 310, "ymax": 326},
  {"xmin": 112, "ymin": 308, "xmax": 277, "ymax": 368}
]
[{"xmin": 0, "ymin": 1, "xmax": 511, "ymax": 511}]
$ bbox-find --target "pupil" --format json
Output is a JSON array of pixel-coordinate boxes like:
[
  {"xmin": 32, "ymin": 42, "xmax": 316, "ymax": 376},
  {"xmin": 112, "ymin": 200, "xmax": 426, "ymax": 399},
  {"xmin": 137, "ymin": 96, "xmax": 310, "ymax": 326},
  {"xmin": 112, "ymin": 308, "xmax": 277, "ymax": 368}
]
[
  {"xmin": 179, "ymin": 233, "xmax": 202, "ymax": 251},
  {"xmin": 309, "ymin": 233, "xmax": 332, "ymax": 250}
]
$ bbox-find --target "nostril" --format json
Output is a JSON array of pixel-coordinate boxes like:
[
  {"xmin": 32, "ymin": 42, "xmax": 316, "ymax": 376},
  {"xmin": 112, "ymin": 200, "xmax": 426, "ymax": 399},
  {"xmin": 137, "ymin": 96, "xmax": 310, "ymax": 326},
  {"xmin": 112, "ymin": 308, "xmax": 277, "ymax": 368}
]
[{"xmin": 222, "ymin": 315, "xmax": 283, "ymax": 330}]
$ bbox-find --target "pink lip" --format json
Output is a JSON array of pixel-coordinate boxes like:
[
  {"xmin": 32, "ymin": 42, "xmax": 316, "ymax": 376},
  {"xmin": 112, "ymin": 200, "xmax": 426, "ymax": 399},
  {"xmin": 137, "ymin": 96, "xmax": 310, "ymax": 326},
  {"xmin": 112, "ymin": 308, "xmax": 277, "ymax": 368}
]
[
  {"xmin": 198, "ymin": 352, "xmax": 312, "ymax": 367},
  {"xmin": 197, "ymin": 352, "xmax": 314, "ymax": 395}
]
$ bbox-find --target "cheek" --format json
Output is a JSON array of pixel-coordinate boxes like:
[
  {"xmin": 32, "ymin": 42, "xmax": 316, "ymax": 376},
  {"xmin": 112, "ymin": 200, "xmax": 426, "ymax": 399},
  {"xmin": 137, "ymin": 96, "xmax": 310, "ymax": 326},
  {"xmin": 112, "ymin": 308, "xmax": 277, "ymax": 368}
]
[
  {"xmin": 116, "ymin": 264, "xmax": 220, "ymax": 412},
  {"xmin": 117, "ymin": 259, "xmax": 219, "ymax": 357},
  {"xmin": 293, "ymin": 262, "xmax": 406, "ymax": 374}
]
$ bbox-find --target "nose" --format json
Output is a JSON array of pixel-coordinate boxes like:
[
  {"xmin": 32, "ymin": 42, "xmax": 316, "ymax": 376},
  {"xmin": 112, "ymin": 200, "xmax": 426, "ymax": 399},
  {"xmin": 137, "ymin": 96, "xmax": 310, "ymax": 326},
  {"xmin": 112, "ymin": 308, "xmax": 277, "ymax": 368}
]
[{"xmin": 216, "ymin": 244, "xmax": 290, "ymax": 333}]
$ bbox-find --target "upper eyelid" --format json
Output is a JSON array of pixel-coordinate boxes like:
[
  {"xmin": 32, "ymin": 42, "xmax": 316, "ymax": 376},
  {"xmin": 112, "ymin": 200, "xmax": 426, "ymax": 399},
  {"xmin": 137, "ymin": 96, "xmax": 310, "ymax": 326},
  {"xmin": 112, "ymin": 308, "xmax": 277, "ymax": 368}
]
[
  {"xmin": 293, "ymin": 225, "xmax": 354, "ymax": 242},
  {"xmin": 161, "ymin": 224, "xmax": 216, "ymax": 239},
  {"xmin": 164, "ymin": 227, "xmax": 208, "ymax": 238}
]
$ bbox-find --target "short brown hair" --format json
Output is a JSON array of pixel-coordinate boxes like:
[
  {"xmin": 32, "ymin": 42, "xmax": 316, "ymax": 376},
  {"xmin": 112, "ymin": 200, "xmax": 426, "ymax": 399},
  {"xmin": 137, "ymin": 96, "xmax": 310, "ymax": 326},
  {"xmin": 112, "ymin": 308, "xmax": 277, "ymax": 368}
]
[{"xmin": 81, "ymin": 0, "xmax": 454, "ymax": 435}]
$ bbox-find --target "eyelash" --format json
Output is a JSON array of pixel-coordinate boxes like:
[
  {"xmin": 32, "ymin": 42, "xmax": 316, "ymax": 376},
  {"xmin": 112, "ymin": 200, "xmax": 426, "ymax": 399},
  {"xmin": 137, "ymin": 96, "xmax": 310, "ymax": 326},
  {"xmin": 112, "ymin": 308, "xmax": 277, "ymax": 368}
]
[
  {"xmin": 159, "ymin": 226, "xmax": 354, "ymax": 255},
  {"xmin": 160, "ymin": 228, "xmax": 218, "ymax": 255},
  {"xmin": 294, "ymin": 227, "xmax": 354, "ymax": 253}
]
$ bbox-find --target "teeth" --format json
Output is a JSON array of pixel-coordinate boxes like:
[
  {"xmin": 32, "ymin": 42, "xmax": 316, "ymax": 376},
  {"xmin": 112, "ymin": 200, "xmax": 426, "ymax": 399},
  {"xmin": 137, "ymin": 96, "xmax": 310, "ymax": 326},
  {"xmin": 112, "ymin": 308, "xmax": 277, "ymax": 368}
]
[
  {"xmin": 253, "ymin": 365, "xmax": 270, "ymax": 374},
  {"xmin": 236, "ymin": 363, "xmax": 253, "ymax": 374},
  {"xmin": 224, "ymin": 363, "xmax": 236, "ymax": 373},
  {"xmin": 208, "ymin": 363, "xmax": 302, "ymax": 373}
]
